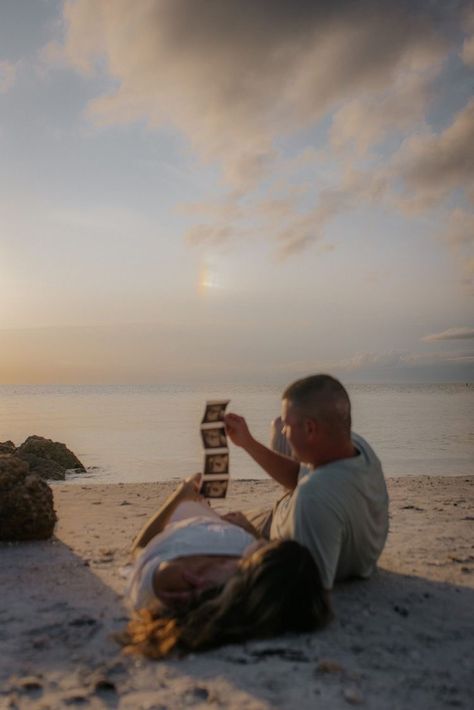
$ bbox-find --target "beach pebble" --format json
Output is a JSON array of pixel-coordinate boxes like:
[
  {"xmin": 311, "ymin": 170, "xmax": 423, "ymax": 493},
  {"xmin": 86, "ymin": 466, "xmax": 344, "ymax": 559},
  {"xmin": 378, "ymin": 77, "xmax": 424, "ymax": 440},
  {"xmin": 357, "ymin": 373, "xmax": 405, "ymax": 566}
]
[
  {"xmin": 94, "ymin": 677, "xmax": 117, "ymax": 694},
  {"xmin": 15, "ymin": 675, "xmax": 43, "ymax": 692},
  {"xmin": 63, "ymin": 694, "xmax": 89, "ymax": 705},
  {"xmin": 317, "ymin": 659, "xmax": 344, "ymax": 674},
  {"xmin": 343, "ymin": 687, "xmax": 364, "ymax": 704},
  {"xmin": 184, "ymin": 686, "xmax": 209, "ymax": 704}
]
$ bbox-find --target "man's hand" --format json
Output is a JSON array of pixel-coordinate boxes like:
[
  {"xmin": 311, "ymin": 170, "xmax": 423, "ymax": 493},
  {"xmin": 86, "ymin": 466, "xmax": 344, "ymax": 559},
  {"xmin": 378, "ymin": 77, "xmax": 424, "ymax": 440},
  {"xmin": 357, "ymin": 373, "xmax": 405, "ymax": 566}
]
[{"xmin": 224, "ymin": 413, "xmax": 254, "ymax": 450}]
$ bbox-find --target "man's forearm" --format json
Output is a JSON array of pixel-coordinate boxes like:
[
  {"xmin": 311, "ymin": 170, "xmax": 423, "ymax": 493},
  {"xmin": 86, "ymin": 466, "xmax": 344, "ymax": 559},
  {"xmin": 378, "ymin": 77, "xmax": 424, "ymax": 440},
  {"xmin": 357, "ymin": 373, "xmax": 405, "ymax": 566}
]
[{"xmin": 243, "ymin": 437, "xmax": 299, "ymax": 490}]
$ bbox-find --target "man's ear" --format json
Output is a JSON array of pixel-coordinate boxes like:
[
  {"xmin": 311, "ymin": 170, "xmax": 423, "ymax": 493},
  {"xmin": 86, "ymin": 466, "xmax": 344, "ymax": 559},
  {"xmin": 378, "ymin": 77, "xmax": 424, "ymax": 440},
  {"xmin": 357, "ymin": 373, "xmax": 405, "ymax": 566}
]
[{"xmin": 304, "ymin": 417, "xmax": 318, "ymax": 438}]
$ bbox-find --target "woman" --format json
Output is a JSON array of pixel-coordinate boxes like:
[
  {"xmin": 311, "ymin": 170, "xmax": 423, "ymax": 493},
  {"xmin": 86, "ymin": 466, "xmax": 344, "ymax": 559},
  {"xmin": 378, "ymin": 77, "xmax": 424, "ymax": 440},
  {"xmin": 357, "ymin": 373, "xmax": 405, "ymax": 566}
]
[{"xmin": 122, "ymin": 474, "xmax": 332, "ymax": 659}]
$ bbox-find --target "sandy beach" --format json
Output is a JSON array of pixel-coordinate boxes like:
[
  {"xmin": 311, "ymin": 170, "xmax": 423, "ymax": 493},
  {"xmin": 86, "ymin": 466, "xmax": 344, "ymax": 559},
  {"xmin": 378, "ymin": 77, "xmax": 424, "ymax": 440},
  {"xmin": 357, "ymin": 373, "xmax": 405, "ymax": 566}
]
[{"xmin": 1, "ymin": 475, "xmax": 473, "ymax": 710}]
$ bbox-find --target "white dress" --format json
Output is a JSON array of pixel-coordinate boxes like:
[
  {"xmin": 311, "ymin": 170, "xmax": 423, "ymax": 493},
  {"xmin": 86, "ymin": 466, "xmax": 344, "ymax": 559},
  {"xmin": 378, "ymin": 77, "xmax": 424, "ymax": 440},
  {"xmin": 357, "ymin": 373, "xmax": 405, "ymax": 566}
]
[{"xmin": 126, "ymin": 501, "xmax": 255, "ymax": 609}]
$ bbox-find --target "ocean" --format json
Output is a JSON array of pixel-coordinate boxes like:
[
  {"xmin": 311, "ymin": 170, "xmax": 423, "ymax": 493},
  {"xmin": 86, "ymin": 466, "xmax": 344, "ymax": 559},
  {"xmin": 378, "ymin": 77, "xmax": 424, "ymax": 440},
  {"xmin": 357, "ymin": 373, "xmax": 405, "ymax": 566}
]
[{"xmin": 0, "ymin": 383, "xmax": 472, "ymax": 483}]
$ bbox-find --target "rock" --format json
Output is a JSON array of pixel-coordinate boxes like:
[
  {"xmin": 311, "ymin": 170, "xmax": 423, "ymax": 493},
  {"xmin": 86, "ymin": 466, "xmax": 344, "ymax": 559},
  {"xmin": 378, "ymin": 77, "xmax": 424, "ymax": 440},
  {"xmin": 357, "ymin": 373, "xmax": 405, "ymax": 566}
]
[
  {"xmin": 317, "ymin": 659, "xmax": 344, "ymax": 674},
  {"xmin": 18, "ymin": 435, "xmax": 86, "ymax": 472},
  {"xmin": 15, "ymin": 451, "xmax": 66, "ymax": 481},
  {"xmin": 343, "ymin": 687, "xmax": 364, "ymax": 705},
  {"xmin": 0, "ymin": 454, "xmax": 57, "ymax": 541},
  {"xmin": 0, "ymin": 440, "xmax": 16, "ymax": 454},
  {"xmin": 15, "ymin": 675, "xmax": 43, "ymax": 693}
]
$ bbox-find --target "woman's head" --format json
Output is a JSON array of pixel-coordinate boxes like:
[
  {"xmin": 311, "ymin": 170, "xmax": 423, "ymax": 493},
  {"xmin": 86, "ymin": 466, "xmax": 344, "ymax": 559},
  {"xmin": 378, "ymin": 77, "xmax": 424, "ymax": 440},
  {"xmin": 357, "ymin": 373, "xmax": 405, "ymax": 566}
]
[
  {"xmin": 231, "ymin": 538, "xmax": 331, "ymax": 635},
  {"xmin": 152, "ymin": 554, "xmax": 241, "ymax": 606},
  {"xmin": 121, "ymin": 539, "xmax": 332, "ymax": 659}
]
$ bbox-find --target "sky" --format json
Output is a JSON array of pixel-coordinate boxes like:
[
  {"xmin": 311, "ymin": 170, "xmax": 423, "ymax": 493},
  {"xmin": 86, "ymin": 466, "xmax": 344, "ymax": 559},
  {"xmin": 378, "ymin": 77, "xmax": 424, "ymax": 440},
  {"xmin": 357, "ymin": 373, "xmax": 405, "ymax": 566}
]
[{"xmin": 0, "ymin": 0, "xmax": 473, "ymax": 385}]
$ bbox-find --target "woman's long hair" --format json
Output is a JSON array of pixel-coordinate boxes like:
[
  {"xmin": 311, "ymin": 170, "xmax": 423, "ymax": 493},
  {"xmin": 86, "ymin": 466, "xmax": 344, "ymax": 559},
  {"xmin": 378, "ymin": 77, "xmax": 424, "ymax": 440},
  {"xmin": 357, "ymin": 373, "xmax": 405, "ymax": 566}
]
[{"xmin": 120, "ymin": 539, "xmax": 332, "ymax": 659}]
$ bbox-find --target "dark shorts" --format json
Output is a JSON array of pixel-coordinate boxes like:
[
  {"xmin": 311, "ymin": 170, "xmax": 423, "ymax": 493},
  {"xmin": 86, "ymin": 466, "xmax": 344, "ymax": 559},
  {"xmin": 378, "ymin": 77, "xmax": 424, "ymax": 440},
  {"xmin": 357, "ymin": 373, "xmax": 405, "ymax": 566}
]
[{"xmin": 244, "ymin": 490, "xmax": 292, "ymax": 539}]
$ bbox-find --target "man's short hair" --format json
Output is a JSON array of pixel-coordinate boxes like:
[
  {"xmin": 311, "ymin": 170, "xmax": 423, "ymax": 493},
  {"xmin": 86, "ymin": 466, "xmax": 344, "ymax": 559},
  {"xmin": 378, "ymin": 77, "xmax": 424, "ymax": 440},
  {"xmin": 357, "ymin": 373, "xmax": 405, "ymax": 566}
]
[{"xmin": 282, "ymin": 374, "xmax": 351, "ymax": 436}]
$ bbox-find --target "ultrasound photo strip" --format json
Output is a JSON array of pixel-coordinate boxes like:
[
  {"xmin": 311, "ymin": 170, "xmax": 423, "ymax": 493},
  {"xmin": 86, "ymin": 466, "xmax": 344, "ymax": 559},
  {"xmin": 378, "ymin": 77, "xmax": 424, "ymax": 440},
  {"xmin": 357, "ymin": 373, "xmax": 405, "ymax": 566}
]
[
  {"xmin": 200, "ymin": 399, "xmax": 230, "ymax": 498},
  {"xmin": 200, "ymin": 478, "xmax": 229, "ymax": 499},
  {"xmin": 201, "ymin": 399, "xmax": 230, "ymax": 425},
  {"xmin": 200, "ymin": 423, "xmax": 228, "ymax": 450},
  {"xmin": 203, "ymin": 450, "xmax": 229, "ymax": 475}
]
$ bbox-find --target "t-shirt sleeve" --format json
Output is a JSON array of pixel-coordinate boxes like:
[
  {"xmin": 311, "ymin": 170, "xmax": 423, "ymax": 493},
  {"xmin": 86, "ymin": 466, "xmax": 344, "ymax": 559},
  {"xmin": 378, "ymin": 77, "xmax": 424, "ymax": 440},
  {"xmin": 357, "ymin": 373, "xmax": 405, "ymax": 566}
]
[{"xmin": 292, "ymin": 481, "xmax": 344, "ymax": 590}]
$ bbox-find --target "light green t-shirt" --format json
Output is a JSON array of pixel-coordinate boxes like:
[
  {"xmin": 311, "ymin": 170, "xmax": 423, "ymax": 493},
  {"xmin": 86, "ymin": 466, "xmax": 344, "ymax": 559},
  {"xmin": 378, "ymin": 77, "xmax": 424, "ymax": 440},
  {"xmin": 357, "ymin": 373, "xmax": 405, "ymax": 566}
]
[{"xmin": 270, "ymin": 433, "xmax": 389, "ymax": 589}]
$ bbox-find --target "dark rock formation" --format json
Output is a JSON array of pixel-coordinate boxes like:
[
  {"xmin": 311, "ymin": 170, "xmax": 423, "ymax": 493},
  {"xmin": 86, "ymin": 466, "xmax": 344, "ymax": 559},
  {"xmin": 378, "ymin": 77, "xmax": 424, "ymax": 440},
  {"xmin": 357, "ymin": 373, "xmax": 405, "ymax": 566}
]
[
  {"xmin": 18, "ymin": 435, "xmax": 86, "ymax": 472},
  {"xmin": 0, "ymin": 454, "xmax": 57, "ymax": 541},
  {"xmin": 15, "ymin": 451, "xmax": 66, "ymax": 481},
  {"xmin": 0, "ymin": 440, "xmax": 16, "ymax": 454}
]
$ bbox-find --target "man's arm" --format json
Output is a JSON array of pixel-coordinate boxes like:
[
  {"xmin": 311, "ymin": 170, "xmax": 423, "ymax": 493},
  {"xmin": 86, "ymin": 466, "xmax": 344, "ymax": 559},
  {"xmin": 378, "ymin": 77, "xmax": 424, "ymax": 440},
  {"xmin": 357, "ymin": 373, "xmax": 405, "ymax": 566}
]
[{"xmin": 225, "ymin": 413, "xmax": 299, "ymax": 490}]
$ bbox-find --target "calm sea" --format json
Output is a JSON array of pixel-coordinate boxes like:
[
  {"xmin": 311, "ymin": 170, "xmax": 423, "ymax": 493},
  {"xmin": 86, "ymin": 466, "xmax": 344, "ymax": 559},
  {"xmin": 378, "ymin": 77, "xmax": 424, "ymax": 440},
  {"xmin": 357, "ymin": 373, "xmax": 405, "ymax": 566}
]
[{"xmin": 0, "ymin": 384, "xmax": 472, "ymax": 483}]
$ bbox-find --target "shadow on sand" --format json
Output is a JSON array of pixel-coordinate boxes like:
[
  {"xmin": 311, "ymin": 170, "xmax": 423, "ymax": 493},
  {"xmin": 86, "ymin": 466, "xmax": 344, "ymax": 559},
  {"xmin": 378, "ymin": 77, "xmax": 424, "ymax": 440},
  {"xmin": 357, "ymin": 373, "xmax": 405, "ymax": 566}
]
[
  {"xmin": 160, "ymin": 568, "xmax": 474, "ymax": 709},
  {"xmin": 0, "ymin": 536, "xmax": 126, "ymax": 706},
  {"xmin": 1, "ymin": 543, "xmax": 473, "ymax": 709}
]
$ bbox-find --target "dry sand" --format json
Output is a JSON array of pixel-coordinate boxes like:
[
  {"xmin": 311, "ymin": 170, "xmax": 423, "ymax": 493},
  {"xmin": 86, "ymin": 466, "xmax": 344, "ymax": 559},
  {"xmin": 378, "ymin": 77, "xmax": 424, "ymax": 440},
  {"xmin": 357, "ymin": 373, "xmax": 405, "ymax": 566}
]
[{"xmin": 1, "ymin": 475, "xmax": 473, "ymax": 710}]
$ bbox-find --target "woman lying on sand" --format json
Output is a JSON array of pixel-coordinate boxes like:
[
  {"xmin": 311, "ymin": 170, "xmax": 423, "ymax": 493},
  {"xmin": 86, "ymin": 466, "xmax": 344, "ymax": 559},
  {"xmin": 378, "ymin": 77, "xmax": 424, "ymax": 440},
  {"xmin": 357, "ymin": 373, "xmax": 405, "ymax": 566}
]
[{"xmin": 121, "ymin": 474, "xmax": 332, "ymax": 659}]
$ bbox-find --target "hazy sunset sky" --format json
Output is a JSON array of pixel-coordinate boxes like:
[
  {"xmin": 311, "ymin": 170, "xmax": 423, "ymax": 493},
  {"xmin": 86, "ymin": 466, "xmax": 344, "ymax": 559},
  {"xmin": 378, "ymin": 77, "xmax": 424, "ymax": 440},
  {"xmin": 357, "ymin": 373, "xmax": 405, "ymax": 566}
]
[{"xmin": 1, "ymin": 0, "xmax": 473, "ymax": 384}]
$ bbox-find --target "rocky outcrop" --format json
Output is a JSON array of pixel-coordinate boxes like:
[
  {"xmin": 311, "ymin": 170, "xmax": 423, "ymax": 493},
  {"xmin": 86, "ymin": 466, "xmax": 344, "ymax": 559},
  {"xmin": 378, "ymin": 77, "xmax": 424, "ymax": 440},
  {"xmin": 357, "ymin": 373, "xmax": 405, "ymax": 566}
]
[
  {"xmin": 18, "ymin": 436, "xmax": 86, "ymax": 473},
  {"xmin": 0, "ymin": 437, "xmax": 86, "ymax": 481},
  {"xmin": 15, "ymin": 452, "xmax": 66, "ymax": 481},
  {"xmin": 0, "ymin": 454, "xmax": 57, "ymax": 541},
  {"xmin": 0, "ymin": 440, "xmax": 16, "ymax": 454}
]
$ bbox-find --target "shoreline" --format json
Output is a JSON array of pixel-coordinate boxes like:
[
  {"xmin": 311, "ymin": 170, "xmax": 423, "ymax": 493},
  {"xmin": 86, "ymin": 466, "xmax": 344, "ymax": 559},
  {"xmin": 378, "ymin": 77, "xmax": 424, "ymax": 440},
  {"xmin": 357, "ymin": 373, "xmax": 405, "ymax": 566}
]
[
  {"xmin": 1, "ymin": 474, "xmax": 473, "ymax": 708},
  {"xmin": 55, "ymin": 469, "xmax": 474, "ymax": 487}
]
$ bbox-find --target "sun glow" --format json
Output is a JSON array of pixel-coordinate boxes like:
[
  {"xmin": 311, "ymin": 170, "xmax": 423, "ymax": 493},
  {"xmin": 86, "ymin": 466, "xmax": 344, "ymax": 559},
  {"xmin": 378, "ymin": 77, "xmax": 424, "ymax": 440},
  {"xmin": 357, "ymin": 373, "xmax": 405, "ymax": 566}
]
[{"xmin": 198, "ymin": 265, "xmax": 220, "ymax": 294}]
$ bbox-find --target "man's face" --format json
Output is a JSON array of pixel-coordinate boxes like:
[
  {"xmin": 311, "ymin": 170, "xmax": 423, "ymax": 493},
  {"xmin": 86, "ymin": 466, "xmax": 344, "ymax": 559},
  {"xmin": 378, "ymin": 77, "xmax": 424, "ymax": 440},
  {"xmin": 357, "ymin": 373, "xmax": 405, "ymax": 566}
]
[{"xmin": 281, "ymin": 399, "xmax": 311, "ymax": 463}]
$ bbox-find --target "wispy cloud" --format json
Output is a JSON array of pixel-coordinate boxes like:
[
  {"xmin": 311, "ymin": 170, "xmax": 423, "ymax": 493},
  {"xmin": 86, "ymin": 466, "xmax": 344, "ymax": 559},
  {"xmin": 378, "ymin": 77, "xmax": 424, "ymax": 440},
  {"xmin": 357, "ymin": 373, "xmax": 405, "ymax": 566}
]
[
  {"xmin": 268, "ymin": 349, "xmax": 474, "ymax": 377},
  {"xmin": 0, "ymin": 60, "xmax": 16, "ymax": 93},
  {"xmin": 44, "ymin": 0, "xmax": 473, "ymax": 260},
  {"xmin": 461, "ymin": 4, "xmax": 474, "ymax": 66},
  {"xmin": 393, "ymin": 99, "xmax": 474, "ymax": 212},
  {"xmin": 441, "ymin": 209, "xmax": 474, "ymax": 247},
  {"xmin": 329, "ymin": 70, "xmax": 435, "ymax": 157},
  {"xmin": 422, "ymin": 327, "xmax": 474, "ymax": 342}
]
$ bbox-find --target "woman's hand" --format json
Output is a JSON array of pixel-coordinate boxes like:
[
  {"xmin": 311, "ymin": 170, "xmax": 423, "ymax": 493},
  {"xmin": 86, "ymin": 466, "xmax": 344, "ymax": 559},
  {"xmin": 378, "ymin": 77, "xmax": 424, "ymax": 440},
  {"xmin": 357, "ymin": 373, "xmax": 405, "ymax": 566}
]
[
  {"xmin": 224, "ymin": 413, "xmax": 254, "ymax": 450},
  {"xmin": 176, "ymin": 473, "xmax": 203, "ymax": 501},
  {"xmin": 221, "ymin": 511, "xmax": 259, "ymax": 537}
]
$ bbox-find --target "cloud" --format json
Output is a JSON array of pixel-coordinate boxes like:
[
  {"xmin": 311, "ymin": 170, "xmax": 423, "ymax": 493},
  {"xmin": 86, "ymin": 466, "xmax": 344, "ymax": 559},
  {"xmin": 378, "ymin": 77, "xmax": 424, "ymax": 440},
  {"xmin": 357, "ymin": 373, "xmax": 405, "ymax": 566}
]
[
  {"xmin": 50, "ymin": 1, "xmax": 446, "ymax": 181},
  {"xmin": 329, "ymin": 70, "xmax": 436, "ymax": 157},
  {"xmin": 462, "ymin": 257, "xmax": 474, "ymax": 295},
  {"xmin": 0, "ymin": 60, "xmax": 16, "ymax": 93},
  {"xmin": 185, "ymin": 223, "xmax": 237, "ymax": 247},
  {"xmin": 422, "ymin": 327, "xmax": 474, "ymax": 342},
  {"xmin": 393, "ymin": 99, "xmax": 474, "ymax": 211},
  {"xmin": 461, "ymin": 3, "xmax": 474, "ymax": 66},
  {"xmin": 46, "ymin": 0, "xmax": 473, "ymax": 257},
  {"xmin": 462, "ymin": 35, "xmax": 474, "ymax": 65},
  {"xmin": 440, "ymin": 208, "xmax": 474, "ymax": 246},
  {"xmin": 277, "ymin": 348, "xmax": 474, "ymax": 379},
  {"xmin": 275, "ymin": 187, "xmax": 355, "ymax": 256},
  {"xmin": 338, "ymin": 349, "xmax": 474, "ymax": 371}
]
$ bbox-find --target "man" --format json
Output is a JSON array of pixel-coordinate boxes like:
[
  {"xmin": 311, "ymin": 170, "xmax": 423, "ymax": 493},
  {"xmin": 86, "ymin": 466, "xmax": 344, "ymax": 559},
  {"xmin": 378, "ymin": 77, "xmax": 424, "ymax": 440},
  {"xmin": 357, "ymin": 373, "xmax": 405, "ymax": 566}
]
[{"xmin": 224, "ymin": 374, "xmax": 389, "ymax": 590}]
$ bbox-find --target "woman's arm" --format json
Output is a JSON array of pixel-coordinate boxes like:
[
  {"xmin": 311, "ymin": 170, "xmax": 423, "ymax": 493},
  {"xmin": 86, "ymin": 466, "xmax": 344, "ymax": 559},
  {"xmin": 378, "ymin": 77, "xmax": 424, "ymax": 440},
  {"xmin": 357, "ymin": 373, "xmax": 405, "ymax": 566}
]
[
  {"xmin": 131, "ymin": 473, "xmax": 202, "ymax": 555},
  {"xmin": 220, "ymin": 511, "xmax": 261, "ymax": 538}
]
